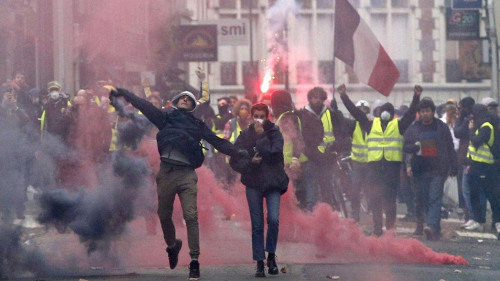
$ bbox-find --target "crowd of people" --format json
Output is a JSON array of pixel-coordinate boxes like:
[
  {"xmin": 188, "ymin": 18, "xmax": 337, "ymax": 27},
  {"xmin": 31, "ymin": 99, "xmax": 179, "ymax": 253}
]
[{"xmin": 2, "ymin": 68, "xmax": 500, "ymax": 279}]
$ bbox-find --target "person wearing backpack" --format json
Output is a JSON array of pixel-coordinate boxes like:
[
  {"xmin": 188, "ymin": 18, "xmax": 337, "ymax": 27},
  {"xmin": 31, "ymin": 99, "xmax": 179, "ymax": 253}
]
[
  {"xmin": 109, "ymin": 88, "xmax": 247, "ymax": 280},
  {"xmin": 465, "ymin": 104, "xmax": 500, "ymax": 234},
  {"xmin": 403, "ymin": 98, "xmax": 457, "ymax": 240}
]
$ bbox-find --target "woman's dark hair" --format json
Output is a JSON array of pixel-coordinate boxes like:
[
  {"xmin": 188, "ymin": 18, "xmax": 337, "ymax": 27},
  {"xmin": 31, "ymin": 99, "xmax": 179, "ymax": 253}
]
[{"xmin": 251, "ymin": 103, "xmax": 270, "ymax": 118}]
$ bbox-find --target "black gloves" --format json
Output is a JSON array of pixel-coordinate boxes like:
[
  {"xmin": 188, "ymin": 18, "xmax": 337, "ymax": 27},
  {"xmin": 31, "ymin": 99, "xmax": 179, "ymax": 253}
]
[{"xmin": 109, "ymin": 88, "xmax": 133, "ymax": 102}]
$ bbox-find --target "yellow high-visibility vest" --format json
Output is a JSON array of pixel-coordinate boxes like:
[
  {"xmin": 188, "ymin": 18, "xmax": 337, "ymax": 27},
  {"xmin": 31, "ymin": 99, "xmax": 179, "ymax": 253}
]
[
  {"xmin": 109, "ymin": 115, "xmax": 119, "ymax": 151},
  {"xmin": 318, "ymin": 109, "xmax": 335, "ymax": 153},
  {"xmin": 367, "ymin": 118, "xmax": 403, "ymax": 162},
  {"xmin": 229, "ymin": 119, "xmax": 243, "ymax": 144},
  {"xmin": 277, "ymin": 111, "xmax": 308, "ymax": 164},
  {"xmin": 467, "ymin": 122, "xmax": 495, "ymax": 164},
  {"xmin": 351, "ymin": 121, "xmax": 368, "ymax": 163}
]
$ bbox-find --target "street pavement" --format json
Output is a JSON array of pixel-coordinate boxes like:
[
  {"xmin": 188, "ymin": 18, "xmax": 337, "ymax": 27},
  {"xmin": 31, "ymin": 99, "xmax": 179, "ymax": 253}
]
[{"xmin": 6, "ymin": 194, "xmax": 500, "ymax": 281}]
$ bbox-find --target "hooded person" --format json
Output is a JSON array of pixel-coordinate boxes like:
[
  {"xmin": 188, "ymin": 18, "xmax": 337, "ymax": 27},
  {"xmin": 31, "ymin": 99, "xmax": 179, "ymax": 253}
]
[
  {"xmin": 108, "ymin": 88, "xmax": 247, "ymax": 280},
  {"xmin": 338, "ymin": 84, "xmax": 422, "ymax": 236},
  {"xmin": 465, "ymin": 104, "xmax": 500, "ymax": 235},
  {"xmin": 453, "ymin": 97, "xmax": 476, "ymax": 226}
]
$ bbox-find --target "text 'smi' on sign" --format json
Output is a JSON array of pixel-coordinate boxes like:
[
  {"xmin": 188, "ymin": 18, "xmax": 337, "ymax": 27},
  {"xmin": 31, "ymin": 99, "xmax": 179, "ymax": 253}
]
[{"xmin": 201, "ymin": 19, "xmax": 250, "ymax": 46}]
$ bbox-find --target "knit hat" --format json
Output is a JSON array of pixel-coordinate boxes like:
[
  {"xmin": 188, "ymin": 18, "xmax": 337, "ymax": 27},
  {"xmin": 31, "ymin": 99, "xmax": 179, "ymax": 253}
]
[{"xmin": 171, "ymin": 91, "xmax": 197, "ymax": 111}]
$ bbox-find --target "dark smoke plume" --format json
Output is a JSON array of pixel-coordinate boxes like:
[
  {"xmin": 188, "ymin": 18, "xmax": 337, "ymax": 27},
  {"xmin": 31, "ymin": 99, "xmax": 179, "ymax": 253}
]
[
  {"xmin": 111, "ymin": 96, "xmax": 152, "ymax": 150},
  {"xmin": 37, "ymin": 150, "xmax": 151, "ymax": 255}
]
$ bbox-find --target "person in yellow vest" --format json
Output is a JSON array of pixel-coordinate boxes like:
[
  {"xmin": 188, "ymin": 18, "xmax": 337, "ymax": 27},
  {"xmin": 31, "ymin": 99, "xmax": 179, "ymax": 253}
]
[
  {"xmin": 464, "ymin": 104, "xmax": 500, "ymax": 235},
  {"xmin": 220, "ymin": 99, "xmax": 252, "ymax": 189},
  {"xmin": 342, "ymin": 99, "xmax": 371, "ymax": 222},
  {"xmin": 40, "ymin": 81, "xmax": 71, "ymax": 142},
  {"xmin": 302, "ymin": 87, "xmax": 348, "ymax": 211},
  {"xmin": 338, "ymin": 84, "xmax": 421, "ymax": 236},
  {"xmin": 271, "ymin": 90, "xmax": 303, "ymax": 208}
]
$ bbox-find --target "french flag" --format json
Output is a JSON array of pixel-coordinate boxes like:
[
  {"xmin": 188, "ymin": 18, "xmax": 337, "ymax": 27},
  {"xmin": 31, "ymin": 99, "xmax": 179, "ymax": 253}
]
[{"xmin": 334, "ymin": 0, "xmax": 400, "ymax": 96}]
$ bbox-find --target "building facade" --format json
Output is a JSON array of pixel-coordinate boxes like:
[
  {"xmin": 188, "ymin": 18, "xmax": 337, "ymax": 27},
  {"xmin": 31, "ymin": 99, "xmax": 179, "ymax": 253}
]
[{"xmin": 184, "ymin": 0, "xmax": 496, "ymax": 109}]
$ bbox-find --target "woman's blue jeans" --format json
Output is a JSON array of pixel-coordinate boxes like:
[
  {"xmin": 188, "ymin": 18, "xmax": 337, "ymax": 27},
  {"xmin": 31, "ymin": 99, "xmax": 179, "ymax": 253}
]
[{"xmin": 246, "ymin": 187, "xmax": 281, "ymax": 261}]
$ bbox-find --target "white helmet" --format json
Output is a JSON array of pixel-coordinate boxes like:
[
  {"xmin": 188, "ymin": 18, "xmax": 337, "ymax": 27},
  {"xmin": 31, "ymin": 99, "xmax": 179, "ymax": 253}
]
[{"xmin": 355, "ymin": 100, "xmax": 370, "ymax": 108}]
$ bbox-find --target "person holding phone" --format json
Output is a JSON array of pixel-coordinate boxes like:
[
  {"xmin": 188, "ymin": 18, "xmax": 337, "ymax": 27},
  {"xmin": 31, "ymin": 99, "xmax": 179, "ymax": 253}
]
[{"xmin": 229, "ymin": 103, "xmax": 289, "ymax": 277}]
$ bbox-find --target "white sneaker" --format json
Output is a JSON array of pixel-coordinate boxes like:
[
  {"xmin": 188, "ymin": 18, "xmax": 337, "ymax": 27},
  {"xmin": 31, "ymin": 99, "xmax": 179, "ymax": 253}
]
[
  {"xmin": 461, "ymin": 219, "xmax": 475, "ymax": 228},
  {"xmin": 465, "ymin": 221, "xmax": 484, "ymax": 231}
]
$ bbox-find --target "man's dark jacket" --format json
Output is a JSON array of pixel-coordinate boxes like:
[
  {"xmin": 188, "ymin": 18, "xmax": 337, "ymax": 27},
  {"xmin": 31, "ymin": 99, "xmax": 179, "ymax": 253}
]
[
  {"xmin": 230, "ymin": 121, "xmax": 289, "ymax": 194},
  {"xmin": 403, "ymin": 118, "xmax": 458, "ymax": 176},
  {"xmin": 116, "ymin": 89, "xmax": 238, "ymax": 168}
]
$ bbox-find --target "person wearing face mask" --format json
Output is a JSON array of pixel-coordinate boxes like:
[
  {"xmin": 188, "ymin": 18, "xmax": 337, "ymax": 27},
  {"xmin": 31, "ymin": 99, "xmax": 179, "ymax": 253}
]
[
  {"xmin": 109, "ymin": 87, "xmax": 247, "ymax": 280},
  {"xmin": 229, "ymin": 103, "xmax": 288, "ymax": 277},
  {"xmin": 338, "ymin": 84, "xmax": 421, "ymax": 236},
  {"xmin": 224, "ymin": 99, "xmax": 252, "ymax": 142},
  {"xmin": 221, "ymin": 99, "xmax": 252, "ymax": 189},
  {"xmin": 39, "ymin": 81, "xmax": 70, "ymax": 141}
]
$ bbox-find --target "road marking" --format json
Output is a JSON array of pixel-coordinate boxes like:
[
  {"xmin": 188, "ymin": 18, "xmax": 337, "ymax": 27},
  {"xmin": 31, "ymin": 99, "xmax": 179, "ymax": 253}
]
[{"xmin": 455, "ymin": 231, "xmax": 498, "ymax": 239}]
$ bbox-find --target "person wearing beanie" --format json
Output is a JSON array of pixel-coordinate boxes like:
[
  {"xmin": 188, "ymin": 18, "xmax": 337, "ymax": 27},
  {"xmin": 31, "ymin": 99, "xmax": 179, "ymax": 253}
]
[
  {"xmin": 454, "ymin": 96, "xmax": 477, "ymax": 227},
  {"xmin": 338, "ymin": 84, "xmax": 422, "ymax": 236},
  {"xmin": 109, "ymin": 88, "xmax": 247, "ymax": 280},
  {"xmin": 403, "ymin": 97, "xmax": 457, "ymax": 240}
]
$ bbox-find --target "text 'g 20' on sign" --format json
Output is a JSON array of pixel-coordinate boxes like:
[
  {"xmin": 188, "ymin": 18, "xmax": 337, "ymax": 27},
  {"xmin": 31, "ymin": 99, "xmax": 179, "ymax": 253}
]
[
  {"xmin": 176, "ymin": 25, "xmax": 218, "ymax": 62},
  {"xmin": 446, "ymin": 9, "xmax": 480, "ymax": 40}
]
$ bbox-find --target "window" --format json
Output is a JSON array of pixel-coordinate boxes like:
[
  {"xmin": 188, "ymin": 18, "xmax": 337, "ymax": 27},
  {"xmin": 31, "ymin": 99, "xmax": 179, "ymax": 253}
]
[
  {"xmin": 366, "ymin": 4, "xmax": 411, "ymax": 82},
  {"xmin": 391, "ymin": 0, "xmax": 408, "ymax": 8},
  {"xmin": 316, "ymin": 0, "xmax": 333, "ymax": 9},
  {"xmin": 241, "ymin": 0, "xmax": 258, "ymax": 9},
  {"xmin": 296, "ymin": 61, "xmax": 313, "ymax": 84},
  {"xmin": 298, "ymin": 0, "xmax": 312, "ymax": 9},
  {"xmin": 318, "ymin": 61, "xmax": 335, "ymax": 84},
  {"xmin": 371, "ymin": 0, "xmax": 387, "ymax": 8},
  {"xmin": 220, "ymin": 0, "xmax": 236, "ymax": 9},
  {"xmin": 221, "ymin": 62, "xmax": 237, "ymax": 85}
]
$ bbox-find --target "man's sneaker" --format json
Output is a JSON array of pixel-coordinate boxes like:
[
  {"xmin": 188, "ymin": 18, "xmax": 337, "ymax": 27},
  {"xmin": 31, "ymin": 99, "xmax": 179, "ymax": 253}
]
[
  {"xmin": 267, "ymin": 253, "xmax": 279, "ymax": 275},
  {"xmin": 460, "ymin": 219, "xmax": 475, "ymax": 229},
  {"xmin": 166, "ymin": 239, "xmax": 182, "ymax": 269},
  {"xmin": 465, "ymin": 221, "xmax": 484, "ymax": 232},
  {"xmin": 188, "ymin": 259, "xmax": 200, "ymax": 280},
  {"xmin": 255, "ymin": 260, "xmax": 265, "ymax": 278}
]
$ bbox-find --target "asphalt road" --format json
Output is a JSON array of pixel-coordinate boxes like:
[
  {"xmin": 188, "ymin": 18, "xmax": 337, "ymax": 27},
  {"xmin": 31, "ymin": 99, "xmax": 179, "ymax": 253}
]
[{"xmin": 6, "ymin": 208, "xmax": 499, "ymax": 281}]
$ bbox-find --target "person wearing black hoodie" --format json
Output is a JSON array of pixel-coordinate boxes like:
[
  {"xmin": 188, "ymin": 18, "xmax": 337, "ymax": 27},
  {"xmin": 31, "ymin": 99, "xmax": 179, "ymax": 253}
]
[
  {"xmin": 338, "ymin": 84, "xmax": 421, "ymax": 236},
  {"xmin": 464, "ymin": 104, "xmax": 500, "ymax": 234},
  {"xmin": 109, "ymin": 88, "xmax": 246, "ymax": 280},
  {"xmin": 230, "ymin": 103, "xmax": 288, "ymax": 277},
  {"xmin": 454, "ymin": 97, "xmax": 477, "ymax": 226},
  {"xmin": 403, "ymin": 98, "xmax": 457, "ymax": 240}
]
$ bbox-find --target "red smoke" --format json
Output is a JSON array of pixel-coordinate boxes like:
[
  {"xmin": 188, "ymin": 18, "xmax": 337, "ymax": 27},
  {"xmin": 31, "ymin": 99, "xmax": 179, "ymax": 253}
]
[{"xmin": 123, "ymin": 166, "xmax": 466, "ymax": 267}]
